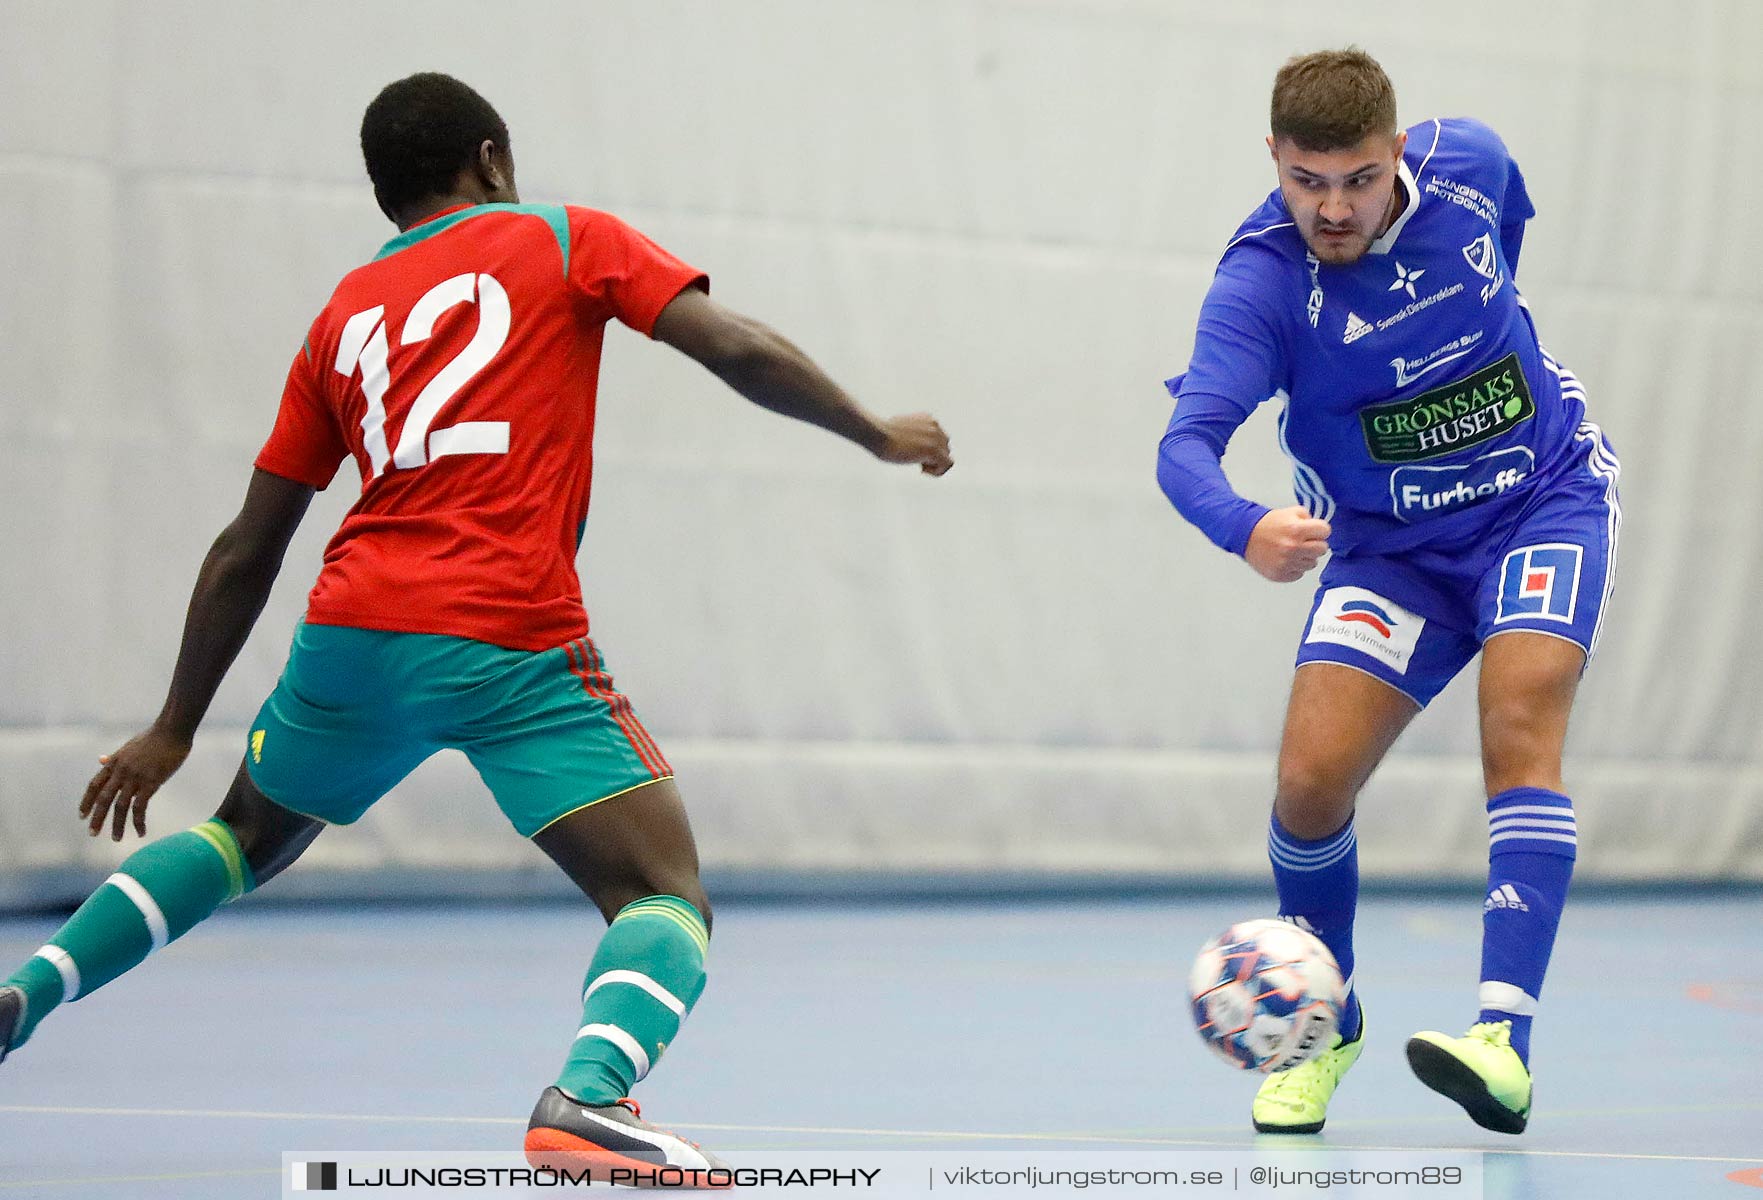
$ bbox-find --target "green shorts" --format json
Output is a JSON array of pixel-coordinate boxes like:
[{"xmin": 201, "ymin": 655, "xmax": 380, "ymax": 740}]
[{"xmin": 245, "ymin": 622, "xmax": 673, "ymax": 838}]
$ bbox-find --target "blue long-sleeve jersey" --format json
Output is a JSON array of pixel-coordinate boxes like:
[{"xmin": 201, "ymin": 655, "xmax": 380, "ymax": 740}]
[{"xmin": 1158, "ymin": 117, "xmax": 1587, "ymax": 558}]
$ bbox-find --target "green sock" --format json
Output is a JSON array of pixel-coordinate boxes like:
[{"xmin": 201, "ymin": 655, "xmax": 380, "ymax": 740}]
[
  {"xmin": 557, "ymin": 895, "xmax": 709, "ymax": 1105},
  {"xmin": 4, "ymin": 819, "xmax": 254, "ymax": 1047}
]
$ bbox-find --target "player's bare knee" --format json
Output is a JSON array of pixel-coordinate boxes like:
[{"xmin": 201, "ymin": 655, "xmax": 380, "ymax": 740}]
[
  {"xmin": 641, "ymin": 873, "xmax": 711, "ymax": 932},
  {"xmin": 222, "ymin": 813, "xmax": 321, "ymax": 885},
  {"xmin": 1481, "ymin": 736, "xmax": 1562, "ymax": 796},
  {"xmin": 1274, "ymin": 763, "xmax": 1357, "ymax": 839},
  {"xmin": 1480, "ymin": 701, "xmax": 1565, "ymax": 794},
  {"xmin": 678, "ymin": 884, "xmax": 712, "ymax": 933},
  {"xmin": 214, "ymin": 763, "xmax": 323, "ymax": 884},
  {"xmin": 593, "ymin": 873, "xmax": 712, "ymax": 933}
]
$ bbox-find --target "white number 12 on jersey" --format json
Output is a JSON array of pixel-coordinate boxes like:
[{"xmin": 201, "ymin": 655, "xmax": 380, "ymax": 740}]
[{"xmin": 333, "ymin": 272, "xmax": 511, "ymax": 479}]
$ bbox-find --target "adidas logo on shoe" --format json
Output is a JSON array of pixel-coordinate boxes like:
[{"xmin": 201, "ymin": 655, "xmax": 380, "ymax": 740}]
[{"xmin": 1483, "ymin": 885, "xmax": 1529, "ymax": 913}]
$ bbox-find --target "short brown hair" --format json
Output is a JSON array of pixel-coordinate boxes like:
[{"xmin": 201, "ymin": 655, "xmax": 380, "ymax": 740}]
[{"xmin": 1270, "ymin": 48, "xmax": 1397, "ymax": 151}]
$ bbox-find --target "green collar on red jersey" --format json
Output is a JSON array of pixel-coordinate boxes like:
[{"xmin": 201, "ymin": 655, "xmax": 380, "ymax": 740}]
[{"xmin": 373, "ymin": 202, "xmax": 570, "ymax": 274}]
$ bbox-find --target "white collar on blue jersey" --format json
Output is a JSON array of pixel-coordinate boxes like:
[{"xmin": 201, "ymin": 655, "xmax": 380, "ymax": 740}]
[{"xmin": 1367, "ymin": 158, "xmax": 1420, "ymax": 256}]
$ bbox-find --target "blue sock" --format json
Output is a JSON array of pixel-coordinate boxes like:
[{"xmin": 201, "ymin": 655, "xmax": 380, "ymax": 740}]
[
  {"xmin": 1479, "ymin": 787, "xmax": 1577, "ymax": 1066},
  {"xmin": 1268, "ymin": 813, "xmax": 1361, "ymax": 1041}
]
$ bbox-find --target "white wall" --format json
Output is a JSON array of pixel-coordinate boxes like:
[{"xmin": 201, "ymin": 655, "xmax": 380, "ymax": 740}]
[{"xmin": 3, "ymin": 0, "xmax": 1760, "ymax": 900}]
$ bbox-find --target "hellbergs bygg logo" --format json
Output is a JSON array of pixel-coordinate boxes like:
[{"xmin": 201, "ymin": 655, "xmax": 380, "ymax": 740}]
[{"xmin": 1335, "ymin": 599, "xmax": 1397, "ymax": 639}]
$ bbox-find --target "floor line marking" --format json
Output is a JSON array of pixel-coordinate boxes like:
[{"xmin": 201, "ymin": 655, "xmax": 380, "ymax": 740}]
[
  {"xmin": 2, "ymin": 1105, "xmax": 1759, "ymax": 1166},
  {"xmin": 0, "ymin": 1168, "xmax": 275, "ymax": 1190},
  {"xmin": 0, "ymin": 1104, "xmax": 519, "ymax": 1126},
  {"xmin": 1100, "ymin": 1100, "xmax": 1763, "ymax": 1138},
  {"xmin": 1311, "ymin": 1142, "xmax": 1763, "ymax": 1166}
]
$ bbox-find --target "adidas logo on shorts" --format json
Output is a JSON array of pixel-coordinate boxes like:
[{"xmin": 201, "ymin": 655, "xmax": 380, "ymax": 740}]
[{"xmin": 1483, "ymin": 884, "xmax": 1529, "ymax": 913}]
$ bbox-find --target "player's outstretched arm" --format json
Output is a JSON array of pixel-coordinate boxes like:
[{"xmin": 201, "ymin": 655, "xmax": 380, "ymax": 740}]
[
  {"xmin": 80, "ymin": 469, "xmax": 316, "ymax": 841},
  {"xmin": 651, "ymin": 287, "xmax": 952, "ymax": 476},
  {"xmin": 1243, "ymin": 506, "xmax": 1332, "ymax": 584}
]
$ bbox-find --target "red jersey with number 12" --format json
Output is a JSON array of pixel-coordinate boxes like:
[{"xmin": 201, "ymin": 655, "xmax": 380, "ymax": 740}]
[{"xmin": 256, "ymin": 203, "xmax": 706, "ymax": 651}]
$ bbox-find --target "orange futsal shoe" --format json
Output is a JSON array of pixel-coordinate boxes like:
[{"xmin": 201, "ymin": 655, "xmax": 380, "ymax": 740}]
[{"xmin": 524, "ymin": 1087, "xmax": 730, "ymax": 1188}]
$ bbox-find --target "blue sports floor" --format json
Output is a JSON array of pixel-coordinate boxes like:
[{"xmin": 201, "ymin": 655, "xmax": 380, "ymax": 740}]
[{"xmin": 1, "ymin": 895, "xmax": 1760, "ymax": 1197}]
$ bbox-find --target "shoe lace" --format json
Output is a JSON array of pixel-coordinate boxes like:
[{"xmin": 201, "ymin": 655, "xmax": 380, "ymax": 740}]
[
  {"xmin": 615, "ymin": 1098, "xmax": 704, "ymax": 1151},
  {"xmin": 1467, "ymin": 1020, "xmax": 1513, "ymax": 1049},
  {"xmin": 1260, "ymin": 1045, "xmax": 1345, "ymax": 1103}
]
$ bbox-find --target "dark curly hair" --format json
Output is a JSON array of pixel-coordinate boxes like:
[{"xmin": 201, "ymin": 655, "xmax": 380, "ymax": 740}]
[{"xmin": 360, "ymin": 73, "xmax": 510, "ymax": 219}]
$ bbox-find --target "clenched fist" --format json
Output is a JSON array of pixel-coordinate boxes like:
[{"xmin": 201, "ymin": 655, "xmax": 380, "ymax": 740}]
[
  {"xmin": 1245, "ymin": 506, "xmax": 1331, "ymax": 583},
  {"xmin": 874, "ymin": 413, "xmax": 953, "ymax": 476}
]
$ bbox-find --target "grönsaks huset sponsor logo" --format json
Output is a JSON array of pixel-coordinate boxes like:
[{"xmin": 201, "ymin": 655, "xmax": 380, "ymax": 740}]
[{"xmin": 1359, "ymin": 351, "xmax": 1534, "ymax": 463}]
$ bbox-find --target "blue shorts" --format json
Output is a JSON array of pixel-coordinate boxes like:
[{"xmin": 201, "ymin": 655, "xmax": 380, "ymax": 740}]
[{"xmin": 1296, "ymin": 421, "xmax": 1621, "ymax": 707}]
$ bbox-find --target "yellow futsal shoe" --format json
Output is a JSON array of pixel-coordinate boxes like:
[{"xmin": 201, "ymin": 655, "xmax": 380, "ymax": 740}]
[
  {"xmin": 1405, "ymin": 1020, "xmax": 1532, "ymax": 1134},
  {"xmin": 1252, "ymin": 1018, "xmax": 1365, "ymax": 1134}
]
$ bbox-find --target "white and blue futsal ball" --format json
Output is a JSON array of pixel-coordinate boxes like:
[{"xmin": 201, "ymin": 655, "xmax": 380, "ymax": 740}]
[{"xmin": 1188, "ymin": 918, "xmax": 1346, "ymax": 1073}]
